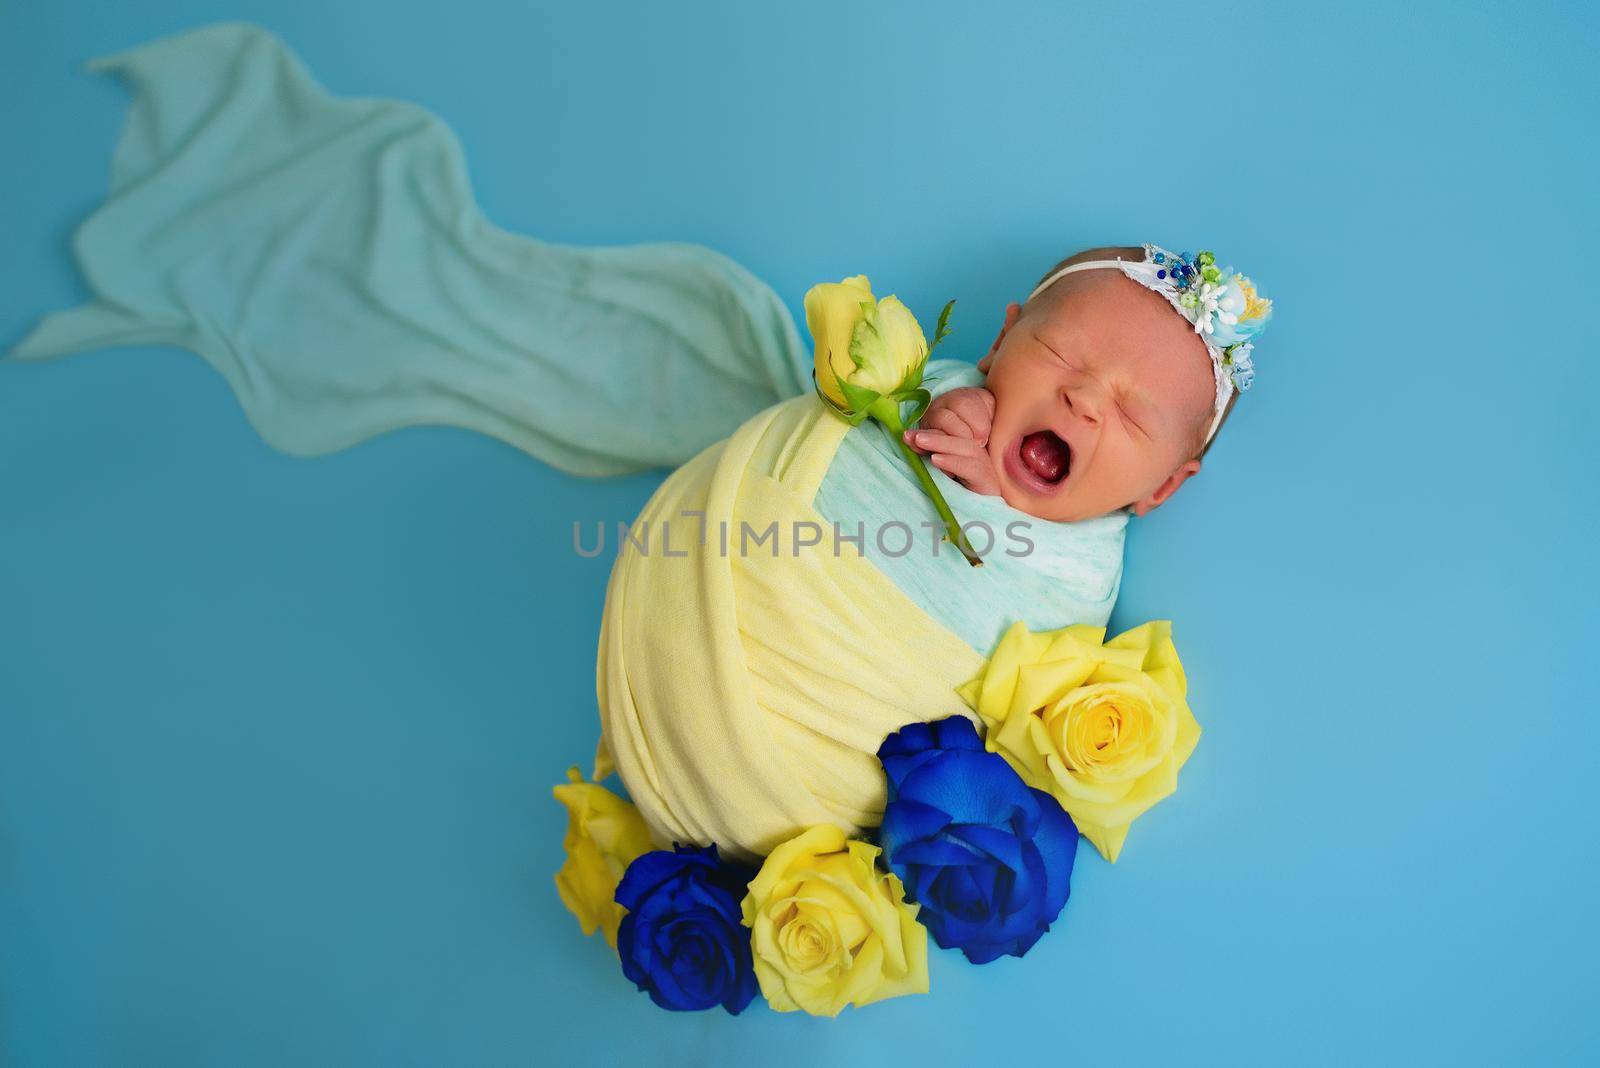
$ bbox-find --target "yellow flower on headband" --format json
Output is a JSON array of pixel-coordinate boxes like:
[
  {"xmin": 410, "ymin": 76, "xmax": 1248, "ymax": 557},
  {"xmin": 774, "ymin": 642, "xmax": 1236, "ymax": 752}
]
[
  {"xmin": 1236, "ymin": 276, "xmax": 1272, "ymax": 323},
  {"xmin": 552, "ymin": 767, "xmax": 654, "ymax": 948},
  {"xmin": 957, "ymin": 621, "xmax": 1201, "ymax": 862}
]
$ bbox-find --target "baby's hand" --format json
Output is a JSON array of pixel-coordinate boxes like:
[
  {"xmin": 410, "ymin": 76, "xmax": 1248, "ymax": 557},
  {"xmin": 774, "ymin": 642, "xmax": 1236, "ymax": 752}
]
[{"xmin": 904, "ymin": 386, "xmax": 1002, "ymax": 497}]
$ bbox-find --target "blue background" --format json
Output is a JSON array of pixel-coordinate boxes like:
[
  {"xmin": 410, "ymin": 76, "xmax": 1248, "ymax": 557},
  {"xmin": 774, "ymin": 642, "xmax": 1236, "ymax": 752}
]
[{"xmin": 3, "ymin": 1, "xmax": 1597, "ymax": 1063}]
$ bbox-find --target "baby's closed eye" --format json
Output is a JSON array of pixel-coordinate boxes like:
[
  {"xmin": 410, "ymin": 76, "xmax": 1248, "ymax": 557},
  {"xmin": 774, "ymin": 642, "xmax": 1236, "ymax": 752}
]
[{"xmin": 1116, "ymin": 398, "xmax": 1148, "ymax": 437}]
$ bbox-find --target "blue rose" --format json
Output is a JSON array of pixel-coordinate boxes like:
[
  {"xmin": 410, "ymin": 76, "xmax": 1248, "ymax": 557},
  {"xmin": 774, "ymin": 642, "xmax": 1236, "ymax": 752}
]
[
  {"xmin": 877, "ymin": 716, "xmax": 1077, "ymax": 964},
  {"xmin": 614, "ymin": 844, "xmax": 759, "ymax": 1013}
]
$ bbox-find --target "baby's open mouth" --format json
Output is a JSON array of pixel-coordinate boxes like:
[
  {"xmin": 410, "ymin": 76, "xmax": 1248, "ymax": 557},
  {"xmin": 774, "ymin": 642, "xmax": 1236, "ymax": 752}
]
[{"xmin": 1019, "ymin": 430, "xmax": 1071, "ymax": 485}]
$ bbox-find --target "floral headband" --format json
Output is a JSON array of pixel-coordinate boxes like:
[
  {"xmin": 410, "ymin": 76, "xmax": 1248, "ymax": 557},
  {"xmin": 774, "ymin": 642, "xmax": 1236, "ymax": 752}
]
[{"xmin": 1026, "ymin": 243, "xmax": 1273, "ymax": 444}]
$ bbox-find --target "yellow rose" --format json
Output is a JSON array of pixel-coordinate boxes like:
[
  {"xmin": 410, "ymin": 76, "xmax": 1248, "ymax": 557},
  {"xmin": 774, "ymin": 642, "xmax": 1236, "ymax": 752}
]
[
  {"xmin": 958, "ymin": 621, "xmax": 1201, "ymax": 863},
  {"xmin": 551, "ymin": 767, "xmax": 654, "ymax": 948},
  {"xmin": 741, "ymin": 824, "xmax": 928, "ymax": 1016},
  {"xmin": 804, "ymin": 275, "xmax": 928, "ymax": 411}
]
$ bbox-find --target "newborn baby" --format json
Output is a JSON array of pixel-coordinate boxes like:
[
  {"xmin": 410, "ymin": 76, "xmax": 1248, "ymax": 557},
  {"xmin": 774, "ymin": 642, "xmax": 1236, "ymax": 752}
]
[
  {"xmin": 906, "ymin": 245, "xmax": 1242, "ymax": 523},
  {"xmin": 810, "ymin": 240, "xmax": 1271, "ymax": 654}
]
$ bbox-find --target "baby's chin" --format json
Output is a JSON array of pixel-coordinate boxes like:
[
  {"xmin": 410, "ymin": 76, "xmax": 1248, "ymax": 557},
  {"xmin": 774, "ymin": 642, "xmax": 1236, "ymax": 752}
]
[{"xmin": 996, "ymin": 483, "xmax": 1099, "ymax": 522}]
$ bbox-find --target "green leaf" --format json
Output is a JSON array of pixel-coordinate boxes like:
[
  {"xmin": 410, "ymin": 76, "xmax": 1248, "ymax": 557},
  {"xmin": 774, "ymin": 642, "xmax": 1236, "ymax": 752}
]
[
  {"xmin": 838, "ymin": 379, "xmax": 884, "ymax": 416},
  {"xmin": 899, "ymin": 388, "xmax": 933, "ymax": 427},
  {"xmin": 927, "ymin": 299, "xmax": 956, "ymax": 356},
  {"xmin": 813, "ymin": 370, "xmax": 868, "ymax": 424}
]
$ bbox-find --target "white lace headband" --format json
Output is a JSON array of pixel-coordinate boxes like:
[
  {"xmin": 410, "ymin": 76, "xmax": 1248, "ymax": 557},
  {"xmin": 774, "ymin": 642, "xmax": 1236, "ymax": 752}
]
[{"xmin": 1026, "ymin": 243, "xmax": 1273, "ymax": 444}]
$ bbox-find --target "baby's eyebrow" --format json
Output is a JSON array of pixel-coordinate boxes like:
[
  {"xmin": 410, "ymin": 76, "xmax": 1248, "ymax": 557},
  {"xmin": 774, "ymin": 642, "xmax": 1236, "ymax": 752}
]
[
  {"xmin": 1116, "ymin": 381, "xmax": 1163, "ymax": 430},
  {"xmin": 1119, "ymin": 380, "xmax": 1154, "ymax": 408}
]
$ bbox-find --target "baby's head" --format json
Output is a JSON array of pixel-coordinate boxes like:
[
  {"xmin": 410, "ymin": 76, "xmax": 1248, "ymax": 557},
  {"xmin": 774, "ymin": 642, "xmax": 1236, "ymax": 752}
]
[{"xmin": 978, "ymin": 244, "xmax": 1266, "ymax": 522}]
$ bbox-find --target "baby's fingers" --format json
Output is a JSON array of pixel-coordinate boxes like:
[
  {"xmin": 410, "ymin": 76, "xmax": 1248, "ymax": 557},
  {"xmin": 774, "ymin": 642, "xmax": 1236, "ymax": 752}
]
[
  {"xmin": 939, "ymin": 389, "xmax": 996, "ymax": 442},
  {"xmin": 922, "ymin": 404, "xmax": 986, "ymax": 444},
  {"xmin": 929, "ymin": 451, "xmax": 1000, "ymax": 496},
  {"xmin": 903, "ymin": 429, "xmax": 1001, "ymax": 495},
  {"xmin": 903, "ymin": 428, "xmax": 986, "ymax": 458}
]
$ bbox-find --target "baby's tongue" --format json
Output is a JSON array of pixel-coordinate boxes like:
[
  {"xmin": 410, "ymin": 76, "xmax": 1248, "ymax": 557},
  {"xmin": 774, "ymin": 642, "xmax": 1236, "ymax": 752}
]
[{"xmin": 1020, "ymin": 431, "xmax": 1070, "ymax": 483}]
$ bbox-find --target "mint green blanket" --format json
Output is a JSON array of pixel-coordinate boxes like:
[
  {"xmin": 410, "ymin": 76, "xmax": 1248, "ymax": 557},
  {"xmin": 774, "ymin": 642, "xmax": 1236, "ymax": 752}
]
[{"xmin": 10, "ymin": 23, "xmax": 1124, "ymax": 651}]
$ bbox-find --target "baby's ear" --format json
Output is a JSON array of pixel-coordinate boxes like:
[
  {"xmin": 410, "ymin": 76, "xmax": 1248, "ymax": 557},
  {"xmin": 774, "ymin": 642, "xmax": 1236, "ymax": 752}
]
[
  {"xmin": 1131, "ymin": 459, "xmax": 1201, "ymax": 516},
  {"xmin": 979, "ymin": 302, "xmax": 1023, "ymax": 373}
]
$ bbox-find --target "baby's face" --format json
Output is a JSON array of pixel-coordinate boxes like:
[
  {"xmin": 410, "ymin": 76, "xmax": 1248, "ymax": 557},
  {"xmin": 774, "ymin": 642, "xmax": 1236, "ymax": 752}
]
[{"xmin": 981, "ymin": 269, "xmax": 1217, "ymax": 522}]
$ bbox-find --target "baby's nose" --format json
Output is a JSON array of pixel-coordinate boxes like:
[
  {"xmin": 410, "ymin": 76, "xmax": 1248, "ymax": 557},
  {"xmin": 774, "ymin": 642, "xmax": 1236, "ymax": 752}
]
[{"xmin": 1062, "ymin": 383, "xmax": 1103, "ymax": 425}]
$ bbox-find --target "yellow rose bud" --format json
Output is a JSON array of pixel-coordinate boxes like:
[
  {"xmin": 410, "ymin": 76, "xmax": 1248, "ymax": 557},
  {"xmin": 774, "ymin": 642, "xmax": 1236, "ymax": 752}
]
[
  {"xmin": 958, "ymin": 621, "xmax": 1202, "ymax": 863},
  {"xmin": 804, "ymin": 274, "xmax": 874, "ymax": 409},
  {"xmin": 741, "ymin": 824, "xmax": 928, "ymax": 1016},
  {"xmin": 551, "ymin": 767, "xmax": 654, "ymax": 948},
  {"xmin": 803, "ymin": 276, "xmax": 928, "ymax": 413}
]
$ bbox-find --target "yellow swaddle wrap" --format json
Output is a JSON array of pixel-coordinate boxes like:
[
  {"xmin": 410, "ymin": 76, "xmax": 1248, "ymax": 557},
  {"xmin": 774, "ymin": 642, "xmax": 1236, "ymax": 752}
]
[{"xmin": 599, "ymin": 395, "xmax": 984, "ymax": 861}]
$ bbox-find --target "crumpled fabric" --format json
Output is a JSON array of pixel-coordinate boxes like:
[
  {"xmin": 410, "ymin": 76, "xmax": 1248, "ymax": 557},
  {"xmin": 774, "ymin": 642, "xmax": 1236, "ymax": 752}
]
[{"xmin": 10, "ymin": 23, "xmax": 806, "ymax": 475}]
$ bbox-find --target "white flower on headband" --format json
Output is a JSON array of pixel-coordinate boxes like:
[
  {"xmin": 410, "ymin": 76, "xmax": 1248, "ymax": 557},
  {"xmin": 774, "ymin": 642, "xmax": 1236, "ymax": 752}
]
[{"xmin": 1179, "ymin": 281, "xmax": 1223, "ymax": 336}]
